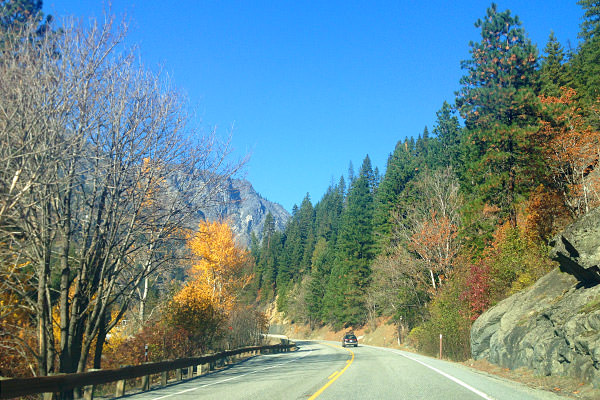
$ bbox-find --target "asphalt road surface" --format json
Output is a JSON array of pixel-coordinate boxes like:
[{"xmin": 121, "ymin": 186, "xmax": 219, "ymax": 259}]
[{"xmin": 120, "ymin": 341, "xmax": 565, "ymax": 400}]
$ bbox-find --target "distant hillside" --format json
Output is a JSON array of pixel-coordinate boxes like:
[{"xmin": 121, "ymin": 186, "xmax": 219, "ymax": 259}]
[{"xmin": 198, "ymin": 178, "xmax": 290, "ymax": 246}]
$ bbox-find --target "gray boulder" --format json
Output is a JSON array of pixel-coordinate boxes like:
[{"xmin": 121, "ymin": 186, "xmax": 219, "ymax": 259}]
[
  {"xmin": 471, "ymin": 208, "xmax": 600, "ymax": 386},
  {"xmin": 548, "ymin": 206, "xmax": 600, "ymax": 284}
]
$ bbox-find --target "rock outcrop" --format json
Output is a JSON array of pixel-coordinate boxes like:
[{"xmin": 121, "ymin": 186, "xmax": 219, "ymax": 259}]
[
  {"xmin": 471, "ymin": 207, "xmax": 600, "ymax": 386},
  {"xmin": 198, "ymin": 178, "xmax": 290, "ymax": 246},
  {"xmin": 549, "ymin": 207, "xmax": 600, "ymax": 284}
]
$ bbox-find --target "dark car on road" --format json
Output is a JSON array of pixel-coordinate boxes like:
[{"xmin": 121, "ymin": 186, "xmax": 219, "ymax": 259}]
[{"xmin": 342, "ymin": 333, "xmax": 358, "ymax": 347}]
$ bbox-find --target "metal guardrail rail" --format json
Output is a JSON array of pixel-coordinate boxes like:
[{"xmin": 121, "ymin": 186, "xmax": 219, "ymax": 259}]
[{"xmin": 0, "ymin": 342, "xmax": 295, "ymax": 399}]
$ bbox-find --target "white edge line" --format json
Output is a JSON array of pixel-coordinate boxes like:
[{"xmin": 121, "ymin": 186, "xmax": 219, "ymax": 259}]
[
  {"xmin": 150, "ymin": 347, "xmax": 313, "ymax": 400},
  {"xmin": 375, "ymin": 346, "xmax": 495, "ymax": 400}
]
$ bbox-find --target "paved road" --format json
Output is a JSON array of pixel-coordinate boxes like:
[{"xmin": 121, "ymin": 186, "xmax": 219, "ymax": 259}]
[{"xmin": 120, "ymin": 341, "xmax": 565, "ymax": 400}]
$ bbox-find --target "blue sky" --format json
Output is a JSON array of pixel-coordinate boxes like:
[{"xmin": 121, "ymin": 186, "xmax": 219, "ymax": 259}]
[{"xmin": 44, "ymin": 1, "xmax": 584, "ymax": 212}]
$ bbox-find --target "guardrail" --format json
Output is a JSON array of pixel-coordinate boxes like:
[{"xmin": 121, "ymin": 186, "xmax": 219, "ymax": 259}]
[{"xmin": 0, "ymin": 341, "xmax": 295, "ymax": 400}]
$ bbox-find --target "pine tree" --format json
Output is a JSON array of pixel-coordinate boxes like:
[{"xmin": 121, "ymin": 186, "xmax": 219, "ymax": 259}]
[
  {"xmin": 305, "ymin": 237, "xmax": 333, "ymax": 326},
  {"xmin": 432, "ymin": 101, "xmax": 462, "ymax": 170},
  {"xmin": 298, "ymin": 194, "xmax": 316, "ymax": 274},
  {"xmin": 540, "ymin": 31, "xmax": 568, "ymax": 97},
  {"xmin": 578, "ymin": 0, "xmax": 600, "ymax": 42},
  {"xmin": 373, "ymin": 139, "xmax": 417, "ymax": 247},
  {"xmin": 0, "ymin": 0, "xmax": 52, "ymax": 43},
  {"xmin": 1, "ymin": 0, "xmax": 42, "ymax": 29},
  {"xmin": 569, "ymin": 0, "xmax": 600, "ymax": 123},
  {"xmin": 314, "ymin": 180, "xmax": 344, "ymax": 243},
  {"xmin": 347, "ymin": 161, "xmax": 355, "ymax": 184},
  {"xmin": 256, "ymin": 212, "xmax": 281, "ymax": 299},
  {"xmin": 456, "ymin": 3, "xmax": 540, "ymax": 227},
  {"xmin": 415, "ymin": 126, "xmax": 430, "ymax": 161},
  {"xmin": 333, "ymin": 155, "xmax": 376, "ymax": 326},
  {"xmin": 279, "ymin": 206, "xmax": 299, "ymax": 289}
]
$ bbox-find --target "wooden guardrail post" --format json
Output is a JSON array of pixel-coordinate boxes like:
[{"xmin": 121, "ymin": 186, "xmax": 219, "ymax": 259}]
[
  {"xmin": 83, "ymin": 369, "xmax": 100, "ymax": 400},
  {"xmin": 83, "ymin": 385, "xmax": 93, "ymax": 400},
  {"xmin": 0, "ymin": 343, "xmax": 295, "ymax": 399},
  {"xmin": 115, "ymin": 379, "xmax": 126, "ymax": 397}
]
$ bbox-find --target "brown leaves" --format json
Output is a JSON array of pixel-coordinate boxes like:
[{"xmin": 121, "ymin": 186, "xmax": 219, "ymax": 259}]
[
  {"xmin": 539, "ymin": 87, "xmax": 600, "ymax": 215},
  {"xmin": 408, "ymin": 209, "xmax": 458, "ymax": 287}
]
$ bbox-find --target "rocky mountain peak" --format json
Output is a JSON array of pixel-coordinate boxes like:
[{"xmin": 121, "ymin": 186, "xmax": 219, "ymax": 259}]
[{"xmin": 199, "ymin": 177, "xmax": 290, "ymax": 246}]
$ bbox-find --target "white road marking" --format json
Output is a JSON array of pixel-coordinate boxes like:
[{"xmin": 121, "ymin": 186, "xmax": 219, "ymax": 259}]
[
  {"xmin": 374, "ymin": 346, "xmax": 495, "ymax": 400},
  {"xmin": 149, "ymin": 347, "xmax": 313, "ymax": 400}
]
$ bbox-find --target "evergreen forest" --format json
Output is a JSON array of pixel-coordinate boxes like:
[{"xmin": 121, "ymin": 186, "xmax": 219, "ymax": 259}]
[
  {"xmin": 248, "ymin": 1, "xmax": 600, "ymax": 359},
  {"xmin": 2, "ymin": 0, "xmax": 600, "ymax": 385}
]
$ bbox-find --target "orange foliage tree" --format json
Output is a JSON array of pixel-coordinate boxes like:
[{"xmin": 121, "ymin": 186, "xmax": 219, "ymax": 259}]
[
  {"xmin": 461, "ymin": 223, "xmax": 556, "ymax": 321},
  {"xmin": 523, "ymin": 184, "xmax": 571, "ymax": 242},
  {"xmin": 409, "ymin": 210, "xmax": 459, "ymax": 292},
  {"xmin": 540, "ymin": 87, "xmax": 600, "ymax": 216}
]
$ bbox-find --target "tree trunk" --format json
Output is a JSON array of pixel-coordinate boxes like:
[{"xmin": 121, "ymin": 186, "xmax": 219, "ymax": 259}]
[{"xmin": 93, "ymin": 313, "xmax": 108, "ymax": 369}]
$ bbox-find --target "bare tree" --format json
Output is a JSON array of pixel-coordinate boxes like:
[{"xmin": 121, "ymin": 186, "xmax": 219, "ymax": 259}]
[
  {"xmin": 369, "ymin": 244, "xmax": 427, "ymax": 330},
  {"xmin": 392, "ymin": 167, "xmax": 462, "ymax": 292},
  {"xmin": 0, "ymin": 14, "xmax": 244, "ymax": 386}
]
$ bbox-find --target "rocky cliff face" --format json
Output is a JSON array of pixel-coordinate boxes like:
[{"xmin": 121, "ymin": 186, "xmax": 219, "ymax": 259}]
[
  {"xmin": 471, "ymin": 207, "xmax": 600, "ymax": 386},
  {"xmin": 198, "ymin": 178, "xmax": 290, "ymax": 246}
]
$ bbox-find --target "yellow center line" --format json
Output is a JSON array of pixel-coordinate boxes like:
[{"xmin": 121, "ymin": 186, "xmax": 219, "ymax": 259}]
[{"xmin": 308, "ymin": 344, "xmax": 355, "ymax": 400}]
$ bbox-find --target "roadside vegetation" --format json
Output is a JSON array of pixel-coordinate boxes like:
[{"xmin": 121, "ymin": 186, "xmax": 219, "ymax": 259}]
[
  {"xmin": 0, "ymin": 0, "xmax": 264, "ymax": 383},
  {"xmin": 248, "ymin": 1, "xmax": 600, "ymax": 360},
  {"xmin": 1, "ymin": 0, "xmax": 599, "ymax": 391}
]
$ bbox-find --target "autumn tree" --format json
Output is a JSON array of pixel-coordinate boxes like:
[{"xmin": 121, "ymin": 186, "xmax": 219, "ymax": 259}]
[
  {"xmin": 539, "ymin": 87, "xmax": 600, "ymax": 215},
  {"xmin": 461, "ymin": 223, "xmax": 555, "ymax": 321},
  {"xmin": 167, "ymin": 280, "xmax": 224, "ymax": 355},
  {"xmin": 187, "ymin": 220, "xmax": 251, "ymax": 313},
  {"xmin": 394, "ymin": 167, "xmax": 462, "ymax": 292},
  {"xmin": 0, "ymin": 15, "xmax": 242, "ymax": 383},
  {"xmin": 163, "ymin": 220, "xmax": 253, "ymax": 353}
]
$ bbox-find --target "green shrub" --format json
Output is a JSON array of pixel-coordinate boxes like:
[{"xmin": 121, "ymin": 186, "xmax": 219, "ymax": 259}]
[{"xmin": 407, "ymin": 273, "xmax": 472, "ymax": 360}]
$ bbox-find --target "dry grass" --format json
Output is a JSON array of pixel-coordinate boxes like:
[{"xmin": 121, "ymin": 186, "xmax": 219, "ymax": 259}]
[{"xmin": 464, "ymin": 358, "xmax": 600, "ymax": 399}]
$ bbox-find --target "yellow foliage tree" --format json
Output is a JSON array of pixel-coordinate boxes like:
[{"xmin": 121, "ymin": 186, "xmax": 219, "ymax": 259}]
[
  {"xmin": 187, "ymin": 220, "xmax": 251, "ymax": 313},
  {"xmin": 0, "ymin": 260, "xmax": 37, "ymax": 377},
  {"xmin": 168, "ymin": 279, "xmax": 224, "ymax": 353}
]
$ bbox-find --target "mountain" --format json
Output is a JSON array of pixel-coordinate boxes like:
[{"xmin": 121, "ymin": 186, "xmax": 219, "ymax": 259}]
[{"xmin": 198, "ymin": 177, "xmax": 290, "ymax": 246}]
